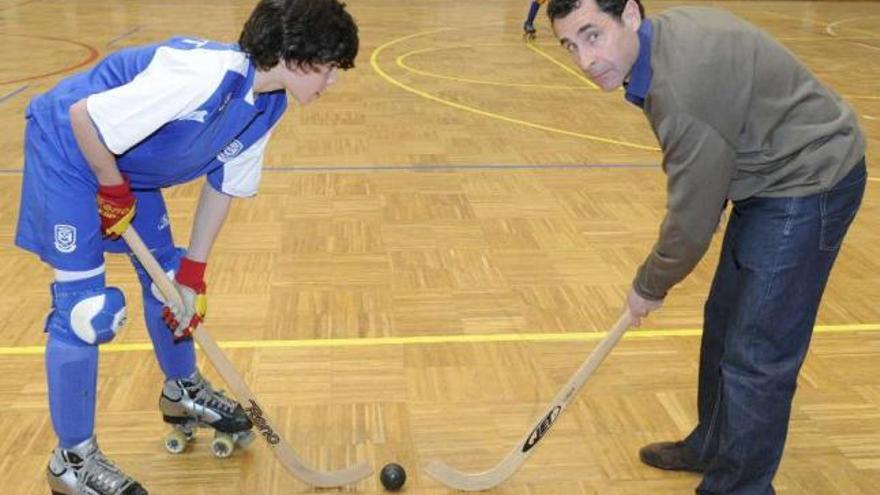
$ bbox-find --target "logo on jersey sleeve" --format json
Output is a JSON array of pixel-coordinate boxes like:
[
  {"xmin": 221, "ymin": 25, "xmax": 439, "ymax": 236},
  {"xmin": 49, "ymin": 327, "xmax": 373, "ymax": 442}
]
[
  {"xmin": 179, "ymin": 110, "xmax": 208, "ymax": 123},
  {"xmin": 180, "ymin": 38, "xmax": 209, "ymax": 49},
  {"xmin": 218, "ymin": 93, "xmax": 232, "ymax": 112},
  {"xmin": 217, "ymin": 140, "xmax": 244, "ymax": 163},
  {"xmin": 54, "ymin": 225, "xmax": 77, "ymax": 253}
]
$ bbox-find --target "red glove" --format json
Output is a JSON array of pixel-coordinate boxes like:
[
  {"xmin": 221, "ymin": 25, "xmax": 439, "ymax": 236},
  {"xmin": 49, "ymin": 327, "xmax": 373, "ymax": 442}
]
[
  {"xmin": 97, "ymin": 178, "xmax": 136, "ymax": 238},
  {"xmin": 163, "ymin": 257, "xmax": 208, "ymax": 341}
]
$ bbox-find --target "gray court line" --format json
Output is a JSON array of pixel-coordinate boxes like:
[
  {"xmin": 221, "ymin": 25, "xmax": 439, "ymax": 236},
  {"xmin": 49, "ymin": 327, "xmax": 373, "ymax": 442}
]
[
  {"xmin": 263, "ymin": 163, "xmax": 661, "ymax": 172},
  {"xmin": 0, "ymin": 163, "xmax": 661, "ymax": 174},
  {"xmin": 107, "ymin": 26, "xmax": 142, "ymax": 48},
  {"xmin": 0, "ymin": 84, "xmax": 30, "ymax": 105}
]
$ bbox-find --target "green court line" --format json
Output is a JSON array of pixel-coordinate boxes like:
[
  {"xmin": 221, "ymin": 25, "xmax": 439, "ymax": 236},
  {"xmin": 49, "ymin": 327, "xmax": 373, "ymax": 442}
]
[{"xmin": 2, "ymin": 323, "xmax": 878, "ymax": 356}]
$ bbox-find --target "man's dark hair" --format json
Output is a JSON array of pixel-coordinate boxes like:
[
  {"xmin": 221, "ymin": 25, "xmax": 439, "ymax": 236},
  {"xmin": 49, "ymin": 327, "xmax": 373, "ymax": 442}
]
[
  {"xmin": 239, "ymin": 0, "xmax": 358, "ymax": 71},
  {"xmin": 547, "ymin": 0, "xmax": 644, "ymax": 22}
]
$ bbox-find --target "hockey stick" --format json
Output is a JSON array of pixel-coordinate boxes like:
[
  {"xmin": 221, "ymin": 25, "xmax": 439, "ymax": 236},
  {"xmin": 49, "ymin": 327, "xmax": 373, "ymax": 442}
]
[
  {"xmin": 425, "ymin": 310, "xmax": 633, "ymax": 490},
  {"xmin": 122, "ymin": 227, "xmax": 372, "ymax": 487}
]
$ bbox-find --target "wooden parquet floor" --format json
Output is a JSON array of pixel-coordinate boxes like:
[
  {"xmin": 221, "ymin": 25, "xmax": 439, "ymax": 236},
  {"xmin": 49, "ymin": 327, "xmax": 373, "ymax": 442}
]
[{"xmin": 0, "ymin": 1, "xmax": 878, "ymax": 493}]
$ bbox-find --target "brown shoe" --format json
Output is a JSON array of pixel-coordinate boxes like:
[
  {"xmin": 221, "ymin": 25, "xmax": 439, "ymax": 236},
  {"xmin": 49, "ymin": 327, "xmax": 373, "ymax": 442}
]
[{"xmin": 639, "ymin": 441, "xmax": 708, "ymax": 473}]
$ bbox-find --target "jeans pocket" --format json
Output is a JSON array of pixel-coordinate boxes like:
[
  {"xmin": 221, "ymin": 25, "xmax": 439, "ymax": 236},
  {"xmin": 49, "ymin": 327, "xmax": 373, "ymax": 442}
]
[{"xmin": 819, "ymin": 169, "xmax": 866, "ymax": 252}]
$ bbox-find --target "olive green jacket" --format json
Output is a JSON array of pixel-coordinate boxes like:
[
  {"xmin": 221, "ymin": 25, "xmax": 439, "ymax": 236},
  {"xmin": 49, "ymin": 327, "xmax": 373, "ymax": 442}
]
[{"xmin": 634, "ymin": 7, "xmax": 865, "ymax": 299}]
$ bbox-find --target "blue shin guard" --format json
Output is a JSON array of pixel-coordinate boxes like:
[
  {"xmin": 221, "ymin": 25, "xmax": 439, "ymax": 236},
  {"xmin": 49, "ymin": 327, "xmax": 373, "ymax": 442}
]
[
  {"xmin": 46, "ymin": 337, "xmax": 98, "ymax": 449},
  {"xmin": 45, "ymin": 274, "xmax": 126, "ymax": 448},
  {"xmin": 131, "ymin": 247, "xmax": 195, "ymax": 380}
]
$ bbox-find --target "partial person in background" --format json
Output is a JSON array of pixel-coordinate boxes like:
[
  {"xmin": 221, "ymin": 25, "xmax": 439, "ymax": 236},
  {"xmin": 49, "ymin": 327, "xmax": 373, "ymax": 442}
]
[{"xmin": 523, "ymin": 0, "xmax": 548, "ymax": 39}]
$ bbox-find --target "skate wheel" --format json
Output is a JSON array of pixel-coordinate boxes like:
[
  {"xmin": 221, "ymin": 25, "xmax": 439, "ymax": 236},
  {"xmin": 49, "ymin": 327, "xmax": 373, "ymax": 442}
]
[
  {"xmin": 211, "ymin": 433, "xmax": 235, "ymax": 458},
  {"xmin": 236, "ymin": 430, "xmax": 256, "ymax": 449},
  {"xmin": 164, "ymin": 429, "xmax": 189, "ymax": 454}
]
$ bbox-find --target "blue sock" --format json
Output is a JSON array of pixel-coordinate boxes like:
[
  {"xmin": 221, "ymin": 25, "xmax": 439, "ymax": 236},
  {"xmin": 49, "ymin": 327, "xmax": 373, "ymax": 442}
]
[
  {"xmin": 526, "ymin": 1, "xmax": 540, "ymax": 25},
  {"xmin": 144, "ymin": 288, "xmax": 195, "ymax": 379},
  {"xmin": 132, "ymin": 247, "xmax": 195, "ymax": 380}
]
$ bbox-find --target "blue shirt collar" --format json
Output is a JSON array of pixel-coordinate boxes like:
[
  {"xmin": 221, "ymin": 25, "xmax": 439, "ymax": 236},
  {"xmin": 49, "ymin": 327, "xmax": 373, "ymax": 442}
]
[{"xmin": 624, "ymin": 19, "xmax": 653, "ymax": 108}]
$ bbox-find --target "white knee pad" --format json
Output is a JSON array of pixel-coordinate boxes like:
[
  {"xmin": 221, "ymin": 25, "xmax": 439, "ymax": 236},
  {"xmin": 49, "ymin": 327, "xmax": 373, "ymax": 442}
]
[{"xmin": 47, "ymin": 286, "xmax": 127, "ymax": 345}]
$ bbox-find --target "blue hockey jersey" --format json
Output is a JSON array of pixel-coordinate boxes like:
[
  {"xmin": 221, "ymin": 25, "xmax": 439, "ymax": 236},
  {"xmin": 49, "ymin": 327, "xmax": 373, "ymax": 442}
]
[{"xmin": 26, "ymin": 37, "xmax": 288, "ymax": 197}]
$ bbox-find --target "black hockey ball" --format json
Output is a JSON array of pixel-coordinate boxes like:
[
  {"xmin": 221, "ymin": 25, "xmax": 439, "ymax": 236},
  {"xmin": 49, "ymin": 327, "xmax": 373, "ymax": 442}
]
[{"xmin": 379, "ymin": 462, "xmax": 406, "ymax": 491}]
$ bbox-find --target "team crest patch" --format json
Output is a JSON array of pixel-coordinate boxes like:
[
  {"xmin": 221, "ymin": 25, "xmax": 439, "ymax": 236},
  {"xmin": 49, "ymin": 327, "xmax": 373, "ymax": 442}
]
[
  {"xmin": 54, "ymin": 224, "xmax": 77, "ymax": 253},
  {"xmin": 217, "ymin": 140, "xmax": 243, "ymax": 163}
]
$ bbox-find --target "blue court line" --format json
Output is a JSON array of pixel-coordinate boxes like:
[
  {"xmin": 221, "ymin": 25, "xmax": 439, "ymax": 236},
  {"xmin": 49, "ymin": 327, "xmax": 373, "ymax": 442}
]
[
  {"xmin": 107, "ymin": 26, "xmax": 142, "ymax": 48},
  {"xmin": 0, "ymin": 84, "xmax": 30, "ymax": 105}
]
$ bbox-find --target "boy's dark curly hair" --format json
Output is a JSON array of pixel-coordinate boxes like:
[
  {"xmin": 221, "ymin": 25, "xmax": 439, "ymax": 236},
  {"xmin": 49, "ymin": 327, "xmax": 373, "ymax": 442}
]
[
  {"xmin": 239, "ymin": 0, "xmax": 358, "ymax": 71},
  {"xmin": 547, "ymin": 0, "xmax": 644, "ymax": 22}
]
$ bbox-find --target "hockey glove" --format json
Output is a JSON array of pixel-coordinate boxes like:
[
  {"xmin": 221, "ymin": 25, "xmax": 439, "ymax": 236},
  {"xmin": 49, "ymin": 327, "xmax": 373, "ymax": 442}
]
[
  {"xmin": 97, "ymin": 178, "xmax": 136, "ymax": 238},
  {"xmin": 163, "ymin": 257, "xmax": 208, "ymax": 341}
]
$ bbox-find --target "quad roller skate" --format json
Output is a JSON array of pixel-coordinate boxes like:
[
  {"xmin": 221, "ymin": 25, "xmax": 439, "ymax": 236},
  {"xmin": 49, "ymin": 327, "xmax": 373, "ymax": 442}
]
[
  {"xmin": 159, "ymin": 370, "xmax": 255, "ymax": 458},
  {"xmin": 523, "ymin": 21, "xmax": 537, "ymax": 41},
  {"xmin": 47, "ymin": 436, "xmax": 148, "ymax": 495}
]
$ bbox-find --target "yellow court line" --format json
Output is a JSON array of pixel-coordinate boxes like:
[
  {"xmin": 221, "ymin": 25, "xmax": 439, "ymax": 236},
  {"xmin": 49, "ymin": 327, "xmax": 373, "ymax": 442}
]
[
  {"xmin": 396, "ymin": 47, "xmax": 591, "ymax": 91},
  {"xmin": 2, "ymin": 323, "xmax": 878, "ymax": 356},
  {"xmin": 525, "ymin": 42, "xmax": 598, "ymax": 90},
  {"xmin": 395, "ymin": 36, "xmax": 880, "ymax": 100},
  {"xmin": 868, "ymin": 177, "xmax": 879, "ymax": 183},
  {"xmin": 370, "ymin": 29, "xmax": 660, "ymax": 152}
]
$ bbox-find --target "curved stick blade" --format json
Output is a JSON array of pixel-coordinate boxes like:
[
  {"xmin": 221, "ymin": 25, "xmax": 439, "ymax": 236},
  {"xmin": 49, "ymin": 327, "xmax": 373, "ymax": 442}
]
[
  {"xmin": 293, "ymin": 460, "xmax": 373, "ymax": 488},
  {"xmin": 424, "ymin": 312, "xmax": 632, "ymax": 491},
  {"xmin": 425, "ymin": 459, "xmax": 514, "ymax": 492}
]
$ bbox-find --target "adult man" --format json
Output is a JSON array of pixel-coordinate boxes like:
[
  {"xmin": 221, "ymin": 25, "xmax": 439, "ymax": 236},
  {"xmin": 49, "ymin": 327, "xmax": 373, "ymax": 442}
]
[
  {"xmin": 549, "ymin": 1, "xmax": 866, "ymax": 493},
  {"xmin": 16, "ymin": 1, "xmax": 358, "ymax": 493}
]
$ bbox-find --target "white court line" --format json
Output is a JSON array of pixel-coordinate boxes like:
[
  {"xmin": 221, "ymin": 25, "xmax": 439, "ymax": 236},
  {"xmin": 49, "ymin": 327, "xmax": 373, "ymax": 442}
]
[
  {"xmin": 826, "ymin": 15, "xmax": 880, "ymax": 37},
  {"xmin": 852, "ymin": 42, "xmax": 880, "ymax": 51}
]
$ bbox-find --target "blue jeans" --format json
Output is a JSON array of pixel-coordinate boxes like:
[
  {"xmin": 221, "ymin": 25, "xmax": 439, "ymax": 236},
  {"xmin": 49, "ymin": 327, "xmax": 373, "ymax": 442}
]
[{"xmin": 684, "ymin": 158, "xmax": 866, "ymax": 495}]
